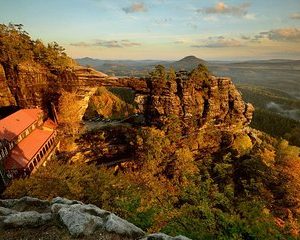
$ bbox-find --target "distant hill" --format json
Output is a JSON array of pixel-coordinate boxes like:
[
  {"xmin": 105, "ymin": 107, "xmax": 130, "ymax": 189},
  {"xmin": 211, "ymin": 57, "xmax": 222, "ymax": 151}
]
[
  {"xmin": 76, "ymin": 57, "xmax": 105, "ymax": 66},
  {"xmin": 169, "ymin": 55, "xmax": 206, "ymax": 71}
]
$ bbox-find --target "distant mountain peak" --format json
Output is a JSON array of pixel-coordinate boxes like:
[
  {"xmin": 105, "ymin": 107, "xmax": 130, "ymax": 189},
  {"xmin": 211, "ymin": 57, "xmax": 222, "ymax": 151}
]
[
  {"xmin": 178, "ymin": 55, "xmax": 203, "ymax": 61},
  {"xmin": 79, "ymin": 57, "xmax": 96, "ymax": 60},
  {"xmin": 175, "ymin": 55, "xmax": 205, "ymax": 64},
  {"xmin": 170, "ymin": 55, "xmax": 206, "ymax": 71}
]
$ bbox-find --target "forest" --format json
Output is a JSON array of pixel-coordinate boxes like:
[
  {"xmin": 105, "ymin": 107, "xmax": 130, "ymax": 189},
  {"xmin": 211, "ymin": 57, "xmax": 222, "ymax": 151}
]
[{"xmin": 4, "ymin": 124, "xmax": 300, "ymax": 239}]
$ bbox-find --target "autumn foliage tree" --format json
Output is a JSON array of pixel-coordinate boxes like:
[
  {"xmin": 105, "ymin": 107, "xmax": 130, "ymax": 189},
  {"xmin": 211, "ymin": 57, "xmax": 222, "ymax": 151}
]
[
  {"xmin": 0, "ymin": 23, "xmax": 74, "ymax": 73},
  {"xmin": 58, "ymin": 90, "xmax": 82, "ymax": 136}
]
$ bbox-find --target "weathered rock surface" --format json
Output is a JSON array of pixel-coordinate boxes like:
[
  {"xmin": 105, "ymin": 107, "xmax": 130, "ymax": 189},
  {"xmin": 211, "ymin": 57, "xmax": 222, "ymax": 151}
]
[
  {"xmin": 0, "ymin": 62, "xmax": 147, "ymax": 120},
  {"xmin": 105, "ymin": 213, "xmax": 145, "ymax": 237},
  {"xmin": 145, "ymin": 70, "xmax": 254, "ymax": 132},
  {"xmin": 0, "ymin": 196, "xmax": 190, "ymax": 239},
  {"xmin": 136, "ymin": 68, "xmax": 255, "ymax": 154},
  {"xmin": 57, "ymin": 204, "xmax": 105, "ymax": 236},
  {"xmin": 0, "ymin": 64, "xmax": 16, "ymax": 106},
  {"xmin": 3, "ymin": 211, "xmax": 52, "ymax": 228}
]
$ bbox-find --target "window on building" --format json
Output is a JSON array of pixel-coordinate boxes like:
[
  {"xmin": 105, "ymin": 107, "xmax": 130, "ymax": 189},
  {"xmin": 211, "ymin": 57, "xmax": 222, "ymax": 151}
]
[
  {"xmin": 29, "ymin": 163, "xmax": 34, "ymax": 171},
  {"xmin": 33, "ymin": 159, "xmax": 38, "ymax": 166}
]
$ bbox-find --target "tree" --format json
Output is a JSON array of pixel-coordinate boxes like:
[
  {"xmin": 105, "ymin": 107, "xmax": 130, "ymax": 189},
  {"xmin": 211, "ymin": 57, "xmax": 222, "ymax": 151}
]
[
  {"xmin": 167, "ymin": 67, "xmax": 176, "ymax": 82},
  {"xmin": 0, "ymin": 23, "xmax": 33, "ymax": 67},
  {"xmin": 58, "ymin": 90, "xmax": 82, "ymax": 136},
  {"xmin": 151, "ymin": 65, "xmax": 166, "ymax": 78},
  {"xmin": 190, "ymin": 64, "xmax": 210, "ymax": 85}
]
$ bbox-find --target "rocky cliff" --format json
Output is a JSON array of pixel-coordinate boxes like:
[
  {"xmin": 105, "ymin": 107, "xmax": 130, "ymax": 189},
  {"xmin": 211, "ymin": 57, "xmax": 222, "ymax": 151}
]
[
  {"xmin": 144, "ymin": 69, "xmax": 253, "ymax": 130},
  {"xmin": 0, "ymin": 196, "xmax": 190, "ymax": 240},
  {"xmin": 0, "ymin": 64, "xmax": 16, "ymax": 107},
  {"xmin": 0, "ymin": 63, "xmax": 147, "ymax": 117},
  {"xmin": 0, "ymin": 62, "xmax": 55, "ymax": 110},
  {"xmin": 133, "ymin": 66, "xmax": 255, "ymax": 155}
]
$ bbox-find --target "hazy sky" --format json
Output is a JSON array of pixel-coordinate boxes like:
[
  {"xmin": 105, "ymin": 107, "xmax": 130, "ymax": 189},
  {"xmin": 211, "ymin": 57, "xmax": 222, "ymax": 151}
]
[{"xmin": 0, "ymin": 0, "xmax": 300, "ymax": 60}]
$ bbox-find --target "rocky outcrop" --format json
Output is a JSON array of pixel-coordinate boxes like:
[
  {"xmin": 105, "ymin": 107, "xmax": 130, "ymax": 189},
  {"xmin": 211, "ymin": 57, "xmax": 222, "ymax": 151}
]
[
  {"xmin": 0, "ymin": 62, "xmax": 54, "ymax": 109},
  {"xmin": 56, "ymin": 66, "xmax": 148, "ymax": 93},
  {"xmin": 0, "ymin": 196, "xmax": 191, "ymax": 239},
  {"xmin": 133, "ymin": 67, "xmax": 255, "ymax": 155},
  {"xmin": 0, "ymin": 62, "xmax": 147, "ymax": 120},
  {"xmin": 144, "ymin": 70, "xmax": 254, "ymax": 133}
]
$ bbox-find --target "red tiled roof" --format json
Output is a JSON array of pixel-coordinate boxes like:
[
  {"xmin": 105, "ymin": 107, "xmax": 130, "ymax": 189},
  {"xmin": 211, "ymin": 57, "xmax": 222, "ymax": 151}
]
[
  {"xmin": 0, "ymin": 109, "xmax": 43, "ymax": 141},
  {"xmin": 4, "ymin": 128, "xmax": 54, "ymax": 170}
]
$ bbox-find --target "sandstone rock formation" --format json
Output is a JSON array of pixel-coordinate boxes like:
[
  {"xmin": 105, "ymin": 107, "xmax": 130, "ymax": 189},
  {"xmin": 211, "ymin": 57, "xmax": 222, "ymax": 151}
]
[
  {"xmin": 0, "ymin": 196, "xmax": 191, "ymax": 239},
  {"xmin": 131, "ymin": 66, "xmax": 255, "ymax": 155},
  {"xmin": 144, "ymin": 69, "xmax": 254, "ymax": 132},
  {"xmin": 0, "ymin": 64, "xmax": 16, "ymax": 107},
  {"xmin": 0, "ymin": 62, "xmax": 147, "ymax": 119}
]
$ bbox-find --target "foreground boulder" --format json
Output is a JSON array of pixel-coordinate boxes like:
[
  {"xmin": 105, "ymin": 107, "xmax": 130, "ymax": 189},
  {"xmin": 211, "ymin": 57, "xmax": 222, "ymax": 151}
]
[{"xmin": 0, "ymin": 196, "xmax": 191, "ymax": 239}]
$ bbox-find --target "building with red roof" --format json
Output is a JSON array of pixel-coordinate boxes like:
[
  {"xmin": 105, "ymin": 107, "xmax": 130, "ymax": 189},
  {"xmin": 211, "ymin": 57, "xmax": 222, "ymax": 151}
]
[
  {"xmin": 0, "ymin": 109, "xmax": 59, "ymax": 181},
  {"xmin": 0, "ymin": 109, "xmax": 43, "ymax": 142}
]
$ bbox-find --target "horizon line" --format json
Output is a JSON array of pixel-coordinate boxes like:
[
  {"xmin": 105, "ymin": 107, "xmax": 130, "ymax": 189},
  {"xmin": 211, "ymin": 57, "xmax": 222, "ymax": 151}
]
[{"xmin": 74, "ymin": 56, "xmax": 300, "ymax": 62}]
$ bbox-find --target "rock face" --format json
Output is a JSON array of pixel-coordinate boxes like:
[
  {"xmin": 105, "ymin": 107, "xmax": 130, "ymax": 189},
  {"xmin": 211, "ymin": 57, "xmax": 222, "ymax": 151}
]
[
  {"xmin": 0, "ymin": 62, "xmax": 55, "ymax": 110},
  {"xmin": 0, "ymin": 64, "xmax": 16, "ymax": 106},
  {"xmin": 135, "ymin": 67, "xmax": 255, "ymax": 155},
  {"xmin": 144, "ymin": 70, "xmax": 254, "ymax": 132},
  {"xmin": 0, "ymin": 62, "xmax": 147, "ymax": 119},
  {"xmin": 0, "ymin": 196, "xmax": 191, "ymax": 239}
]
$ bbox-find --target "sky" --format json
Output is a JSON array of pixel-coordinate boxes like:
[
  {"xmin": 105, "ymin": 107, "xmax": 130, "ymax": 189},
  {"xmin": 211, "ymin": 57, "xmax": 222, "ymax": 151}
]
[{"xmin": 0, "ymin": 0, "xmax": 300, "ymax": 60}]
